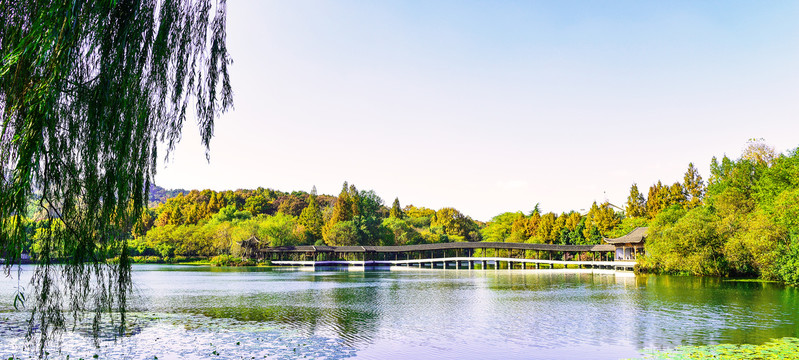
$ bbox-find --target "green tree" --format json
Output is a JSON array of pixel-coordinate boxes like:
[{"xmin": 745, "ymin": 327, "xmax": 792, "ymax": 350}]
[
  {"xmin": 389, "ymin": 198, "xmax": 404, "ymax": 219},
  {"xmin": 324, "ymin": 221, "xmax": 359, "ymax": 246},
  {"xmin": 582, "ymin": 202, "xmax": 601, "ymax": 241},
  {"xmin": 667, "ymin": 182, "xmax": 686, "ymax": 207},
  {"xmin": 352, "ymin": 189, "xmax": 386, "ymax": 246},
  {"xmin": 536, "ymin": 212, "xmax": 557, "ymax": 243},
  {"xmin": 594, "ymin": 202, "xmax": 621, "ymax": 236},
  {"xmin": 258, "ymin": 214, "xmax": 300, "ymax": 247},
  {"xmin": 683, "ymin": 163, "xmax": 705, "ymax": 208},
  {"xmin": 625, "ymin": 183, "xmax": 646, "ymax": 218},
  {"xmin": 298, "ymin": 187, "xmax": 324, "ymax": 241},
  {"xmin": 244, "ymin": 195, "xmax": 272, "ymax": 216},
  {"xmin": 481, "ymin": 212, "xmax": 522, "ymax": 242},
  {"xmin": 382, "ymin": 217, "xmax": 422, "ymax": 246},
  {"xmin": 432, "ymin": 207, "xmax": 479, "ymax": 241},
  {"xmin": 646, "ymin": 181, "xmax": 669, "ymax": 218},
  {"xmin": 642, "ymin": 206, "xmax": 724, "ymax": 276}
]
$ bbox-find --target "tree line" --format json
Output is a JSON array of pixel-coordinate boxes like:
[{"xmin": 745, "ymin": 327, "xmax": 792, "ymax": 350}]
[{"xmin": 17, "ymin": 140, "xmax": 799, "ymax": 285}]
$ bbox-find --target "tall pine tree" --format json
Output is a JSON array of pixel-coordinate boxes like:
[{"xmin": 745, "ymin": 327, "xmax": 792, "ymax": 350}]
[
  {"xmin": 667, "ymin": 182, "xmax": 686, "ymax": 207},
  {"xmin": 625, "ymin": 183, "xmax": 646, "ymax": 218},
  {"xmin": 390, "ymin": 198, "xmax": 404, "ymax": 218},
  {"xmin": 299, "ymin": 186, "xmax": 324, "ymax": 242},
  {"xmin": 323, "ymin": 182, "xmax": 352, "ymax": 241},
  {"xmin": 683, "ymin": 162, "xmax": 705, "ymax": 208}
]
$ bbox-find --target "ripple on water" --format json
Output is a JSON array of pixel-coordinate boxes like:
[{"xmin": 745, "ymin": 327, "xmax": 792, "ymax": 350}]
[{"xmin": 0, "ymin": 311, "xmax": 357, "ymax": 360}]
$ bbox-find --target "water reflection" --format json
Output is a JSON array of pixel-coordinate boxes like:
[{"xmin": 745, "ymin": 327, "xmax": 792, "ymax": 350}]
[{"xmin": 1, "ymin": 265, "xmax": 798, "ymax": 360}]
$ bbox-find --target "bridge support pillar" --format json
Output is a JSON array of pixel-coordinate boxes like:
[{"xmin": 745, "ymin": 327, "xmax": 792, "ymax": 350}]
[{"xmin": 482, "ymin": 260, "xmax": 487, "ymax": 269}]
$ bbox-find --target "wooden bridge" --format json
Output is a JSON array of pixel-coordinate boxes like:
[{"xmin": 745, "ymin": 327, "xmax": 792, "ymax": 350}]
[{"xmin": 260, "ymin": 242, "xmax": 637, "ymax": 271}]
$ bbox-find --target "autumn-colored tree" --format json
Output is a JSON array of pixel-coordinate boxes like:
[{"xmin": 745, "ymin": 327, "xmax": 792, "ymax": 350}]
[
  {"xmin": 276, "ymin": 194, "xmax": 308, "ymax": 217},
  {"xmin": 403, "ymin": 205, "xmax": 436, "ymax": 219},
  {"xmin": 509, "ymin": 214, "xmax": 536, "ymax": 242}
]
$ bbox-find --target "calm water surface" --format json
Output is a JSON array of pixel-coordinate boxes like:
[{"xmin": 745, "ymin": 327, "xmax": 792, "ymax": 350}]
[{"xmin": 1, "ymin": 265, "xmax": 798, "ymax": 359}]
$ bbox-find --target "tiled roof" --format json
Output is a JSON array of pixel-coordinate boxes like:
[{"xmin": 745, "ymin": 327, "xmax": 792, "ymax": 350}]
[{"xmin": 603, "ymin": 227, "xmax": 648, "ymax": 245}]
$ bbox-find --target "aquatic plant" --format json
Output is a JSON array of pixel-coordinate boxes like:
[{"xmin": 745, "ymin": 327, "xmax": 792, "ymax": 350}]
[{"xmin": 635, "ymin": 337, "xmax": 799, "ymax": 360}]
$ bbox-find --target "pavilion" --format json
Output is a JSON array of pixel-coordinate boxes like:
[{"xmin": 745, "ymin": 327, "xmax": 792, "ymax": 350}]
[{"xmin": 603, "ymin": 227, "xmax": 647, "ymax": 261}]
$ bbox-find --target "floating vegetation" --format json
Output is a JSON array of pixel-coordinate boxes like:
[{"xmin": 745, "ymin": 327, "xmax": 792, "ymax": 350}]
[{"xmin": 634, "ymin": 337, "xmax": 799, "ymax": 360}]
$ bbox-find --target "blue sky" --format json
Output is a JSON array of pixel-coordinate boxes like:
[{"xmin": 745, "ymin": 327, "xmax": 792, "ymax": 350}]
[{"xmin": 156, "ymin": 1, "xmax": 799, "ymax": 221}]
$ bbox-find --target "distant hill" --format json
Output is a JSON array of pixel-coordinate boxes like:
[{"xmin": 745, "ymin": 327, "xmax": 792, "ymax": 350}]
[{"xmin": 149, "ymin": 184, "xmax": 186, "ymax": 205}]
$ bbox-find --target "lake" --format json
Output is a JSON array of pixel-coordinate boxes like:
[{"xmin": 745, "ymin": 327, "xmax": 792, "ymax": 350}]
[{"xmin": 1, "ymin": 265, "xmax": 798, "ymax": 359}]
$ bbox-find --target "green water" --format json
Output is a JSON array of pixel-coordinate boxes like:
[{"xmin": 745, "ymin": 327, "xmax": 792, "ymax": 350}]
[{"xmin": 1, "ymin": 265, "xmax": 797, "ymax": 359}]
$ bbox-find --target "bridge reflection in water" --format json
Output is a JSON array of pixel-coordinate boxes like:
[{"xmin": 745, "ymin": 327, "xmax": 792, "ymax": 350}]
[{"xmin": 261, "ymin": 242, "xmax": 636, "ymax": 271}]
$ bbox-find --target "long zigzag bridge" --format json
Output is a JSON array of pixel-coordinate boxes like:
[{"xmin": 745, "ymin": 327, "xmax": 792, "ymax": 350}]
[{"xmin": 260, "ymin": 242, "xmax": 638, "ymax": 271}]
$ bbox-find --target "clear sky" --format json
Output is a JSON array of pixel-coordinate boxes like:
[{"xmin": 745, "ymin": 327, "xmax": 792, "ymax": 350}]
[{"xmin": 155, "ymin": 0, "xmax": 799, "ymax": 221}]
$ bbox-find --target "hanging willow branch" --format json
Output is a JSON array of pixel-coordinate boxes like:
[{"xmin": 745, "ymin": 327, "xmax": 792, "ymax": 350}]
[{"xmin": 0, "ymin": 0, "xmax": 232, "ymax": 355}]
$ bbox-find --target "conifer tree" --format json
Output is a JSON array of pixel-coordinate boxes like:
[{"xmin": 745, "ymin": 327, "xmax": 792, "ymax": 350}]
[
  {"xmin": 595, "ymin": 202, "xmax": 621, "ymax": 236},
  {"xmin": 349, "ymin": 183, "xmax": 362, "ymax": 219},
  {"xmin": 683, "ymin": 162, "xmax": 705, "ymax": 208},
  {"xmin": 510, "ymin": 214, "xmax": 536, "ymax": 241},
  {"xmin": 582, "ymin": 202, "xmax": 601, "ymax": 240},
  {"xmin": 565, "ymin": 212, "xmax": 582, "ymax": 232},
  {"xmin": 299, "ymin": 186, "xmax": 324, "ymax": 241},
  {"xmin": 323, "ymin": 182, "xmax": 355, "ymax": 241},
  {"xmin": 536, "ymin": 212, "xmax": 557, "ymax": 243},
  {"xmin": 389, "ymin": 198, "xmax": 404, "ymax": 218},
  {"xmin": 332, "ymin": 182, "xmax": 353, "ymax": 223},
  {"xmin": 625, "ymin": 183, "xmax": 646, "ymax": 218},
  {"xmin": 646, "ymin": 181, "xmax": 667, "ymax": 218},
  {"xmin": 169, "ymin": 206, "xmax": 184, "ymax": 226},
  {"xmin": 668, "ymin": 182, "xmax": 686, "ymax": 207}
]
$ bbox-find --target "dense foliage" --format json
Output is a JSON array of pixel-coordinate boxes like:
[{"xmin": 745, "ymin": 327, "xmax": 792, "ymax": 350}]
[
  {"xmin": 640, "ymin": 141, "xmax": 799, "ymax": 285},
  {"xmin": 124, "ymin": 182, "xmax": 487, "ymax": 260},
  {"xmin": 0, "ymin": 0, "xmax": 231, "ymax": 353},
  {"xmin": 16, "ymin": 141, "xmax": 799, "ymax": 294}
]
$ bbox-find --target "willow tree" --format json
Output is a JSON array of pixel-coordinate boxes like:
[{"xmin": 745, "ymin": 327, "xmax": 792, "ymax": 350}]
[{"xmin": 0, "ymin": 0, "xmax": 232, "ymax": 354}]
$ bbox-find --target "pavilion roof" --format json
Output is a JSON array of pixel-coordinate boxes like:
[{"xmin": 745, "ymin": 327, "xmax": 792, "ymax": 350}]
[{"xmin": 603, "ymin": 227, "xmax": 648, "ymax": 245}]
